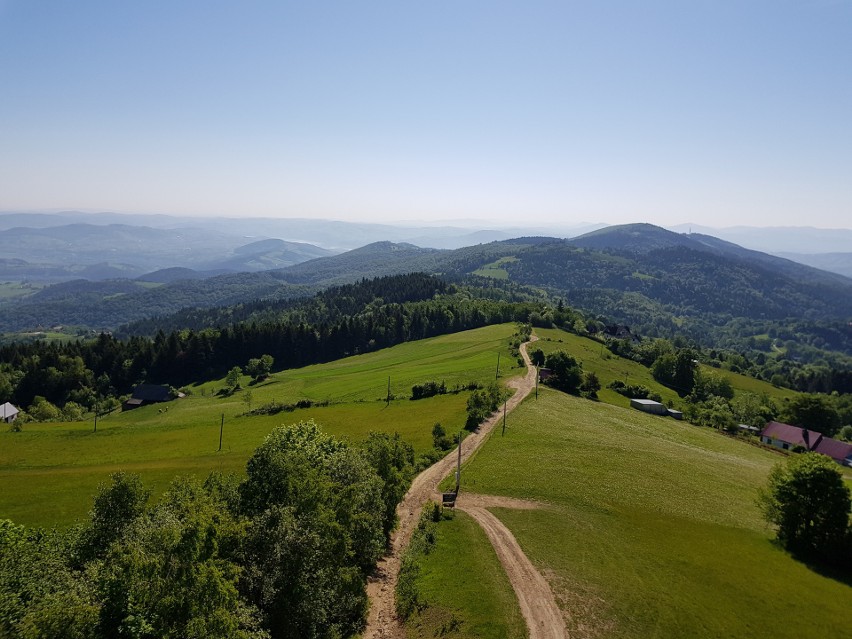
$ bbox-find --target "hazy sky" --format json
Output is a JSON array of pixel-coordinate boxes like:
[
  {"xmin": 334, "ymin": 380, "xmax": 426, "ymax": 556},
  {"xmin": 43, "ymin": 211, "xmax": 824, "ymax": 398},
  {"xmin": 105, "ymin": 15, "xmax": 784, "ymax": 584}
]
[{"xmin": 1, "ymin": 1, "xmax": 850, "ymax": 228}]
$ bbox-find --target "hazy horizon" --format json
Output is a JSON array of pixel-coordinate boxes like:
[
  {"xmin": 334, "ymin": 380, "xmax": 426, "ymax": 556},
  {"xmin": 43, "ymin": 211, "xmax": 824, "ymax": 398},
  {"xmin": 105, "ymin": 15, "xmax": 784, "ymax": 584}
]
[
  {"xmin": 1, "ymin": 2, "xmax": 850, "ymax": 230},
  {"xmin": 4, "ymin": 208, "xmax": 852, "ymax": 233}
]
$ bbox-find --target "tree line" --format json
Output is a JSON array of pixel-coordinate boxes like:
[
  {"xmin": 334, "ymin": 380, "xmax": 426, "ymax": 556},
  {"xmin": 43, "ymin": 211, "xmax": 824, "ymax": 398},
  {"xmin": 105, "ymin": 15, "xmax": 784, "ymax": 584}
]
[
  {"xmin": 0, "ymin": 421, "xmax": 414, "ymax": 638},
  {"xmin": 0, "ymin": 274, "xmax": 542, "ymax": 415}
]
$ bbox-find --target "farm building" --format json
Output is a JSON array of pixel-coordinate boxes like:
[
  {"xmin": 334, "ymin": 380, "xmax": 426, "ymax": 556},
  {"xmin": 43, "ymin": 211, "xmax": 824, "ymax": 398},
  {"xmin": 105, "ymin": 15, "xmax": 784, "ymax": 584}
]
[
  {"xmin": 813, "ymin": 437, "xmax": 852, "ymax": 467},
  {"xmin": 123, "ymin": 384, "xmax": 183, "ymax": 411},
  {"xmin": 538, "ymin": 367, "xmax": 553, "ymax": 382},
  {"xmin": 760, "ymin": 421, "xmax": 823, "ymax": 452},
  {"xmin": 760, "ymin": 421, "xmax": 852, "ymax": 466},
  {"xmin": 1, "ymin": 402, "xmax": 19, "ymax": 423},
  {"xmin": 630, "ymin": 398, "xmax": 669, "ymax": 416}
]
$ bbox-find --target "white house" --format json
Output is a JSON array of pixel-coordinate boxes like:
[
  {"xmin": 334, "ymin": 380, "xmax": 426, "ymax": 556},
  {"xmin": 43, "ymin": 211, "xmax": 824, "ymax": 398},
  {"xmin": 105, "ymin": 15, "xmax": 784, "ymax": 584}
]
[{"xmin": 1, "ymin": 402, "xmax": 20, "ymax": 423}]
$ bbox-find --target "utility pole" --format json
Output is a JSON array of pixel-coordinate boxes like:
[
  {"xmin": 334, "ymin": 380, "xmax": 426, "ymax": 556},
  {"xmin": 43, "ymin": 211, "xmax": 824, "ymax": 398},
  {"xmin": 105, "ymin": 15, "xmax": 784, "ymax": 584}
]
[
  {"xmin": 535, "ymin": 367, "xmax": 539, "ymax": 400},
  {"xmin": 501, "ymin": 401, "xmax": 507, "ymax": 436},
  {"xmin": 218, "ymin": 413, "xmax": 224, "ymax": 452},
  {"xmin": 93, "ymin": 408, "xmax": 98, "ymax": 433},
  {"xmin": 386, "ymin": 376, "xmax": 391, "ymax": 407},
  {"xmin": 455, "ymin": 431, "xmax": 462, "ymax": 494},
  {"xmin": 495, "ymin": 353, "xmax": 501, "ymax": 380}
]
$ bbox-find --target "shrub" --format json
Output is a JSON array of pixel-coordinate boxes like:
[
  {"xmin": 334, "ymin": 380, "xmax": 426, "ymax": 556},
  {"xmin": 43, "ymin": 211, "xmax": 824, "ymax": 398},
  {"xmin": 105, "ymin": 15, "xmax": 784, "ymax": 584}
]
[
  {"xmin": 432, "ymin": 422, "xmax": 454, "ymax": 451},
  {"xmin": 543, "ymin": 351, "xmax": 583, "ymax": 394},
  {"xmin": 411, "ymin": 380, "xmax": 447, "ymax": 400},
  {"xmin": 465, "ymin": 382, "xmax": 504, "ymax": 429}
]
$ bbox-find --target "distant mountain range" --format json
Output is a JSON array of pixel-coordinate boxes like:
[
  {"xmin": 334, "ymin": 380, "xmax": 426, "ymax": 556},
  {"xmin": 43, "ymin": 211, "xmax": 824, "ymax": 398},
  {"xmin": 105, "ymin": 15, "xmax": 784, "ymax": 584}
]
[
  {"xmin": 3, "ymin": 212, "xmax": 850, "ymax": 279},
  {"xmin": 775, "ymin": 252, "xmax": 852, "ymax": 279},
  {"xmin": 0, "ymin": 211, "xmax": 602, "ymax": 253},
  {"xmin": 2, "ymin": 222, "xmax": 851, "ymax": 346},
  {"xmin": 0, "ymin": 222, "xmax": 335, "ymax": 282}
]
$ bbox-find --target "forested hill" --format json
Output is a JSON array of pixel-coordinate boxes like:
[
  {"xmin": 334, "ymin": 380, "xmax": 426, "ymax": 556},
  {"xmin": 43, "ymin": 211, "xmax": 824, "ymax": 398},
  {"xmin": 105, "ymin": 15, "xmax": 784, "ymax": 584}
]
[
  {"xmin": 571, "ymin": 223, "xmax": 852, "ymax": 289},
  {"xmin": 0, "ymin": 274, "xmax": 541, "ymax": 408},
  {"xmin": 509, "ymin": 227, "xmax": 852, "ymax": 320},
  {"xmin": 3, "ymin": 224, "xmax": 851, "ymax": 350}
]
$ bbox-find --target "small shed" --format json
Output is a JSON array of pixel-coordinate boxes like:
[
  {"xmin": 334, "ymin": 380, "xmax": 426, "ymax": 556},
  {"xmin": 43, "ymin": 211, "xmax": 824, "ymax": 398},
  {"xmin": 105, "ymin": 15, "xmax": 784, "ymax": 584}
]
[
  {"xmin": 1, "ymin": 402, "xmax": 20, "ymax": 423},
  {"xmin": 538, "ymin": 367, "xmax": 553, "ymax": 382},
  {"xmin": 667, "ymin": 408, "xmax": 683, "ymax": 420},
  {"xmin": 630, "ymin": 398, "xmax": 669, "ymax": 416}
]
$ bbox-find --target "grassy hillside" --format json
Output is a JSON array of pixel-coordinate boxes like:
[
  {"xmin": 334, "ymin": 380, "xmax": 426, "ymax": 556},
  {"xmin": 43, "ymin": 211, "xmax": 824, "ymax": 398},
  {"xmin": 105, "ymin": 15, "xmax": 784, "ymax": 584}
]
[
  {"xmin": 533, "ymin": 327, "xmax": 798, "ymax": 408},
  {"xmin": 448, "ymin": 390, "xmax": 851, "ymax": 639},
  {"xmin": 0, "ymin": 324, "xmax": 522, "ymax": 527}
]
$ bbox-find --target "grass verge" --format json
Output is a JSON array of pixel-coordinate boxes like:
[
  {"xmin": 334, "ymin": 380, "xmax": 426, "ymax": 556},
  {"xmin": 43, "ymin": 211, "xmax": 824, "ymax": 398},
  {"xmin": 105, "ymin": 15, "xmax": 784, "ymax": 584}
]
[{"xmin": 401, "ymin": 507, "xmax": 527, "ymax": 639}]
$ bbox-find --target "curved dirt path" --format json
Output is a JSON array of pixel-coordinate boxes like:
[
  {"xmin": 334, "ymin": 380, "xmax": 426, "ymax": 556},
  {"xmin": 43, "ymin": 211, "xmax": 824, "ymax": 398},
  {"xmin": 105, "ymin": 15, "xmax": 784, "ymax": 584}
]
[
  {"xmin": 363, "ymin": 336, "xmax": 543, "ymax": 639},
  {"xmin": 458, "ymin": 499, "xmax": 567, "ymax": 639}
]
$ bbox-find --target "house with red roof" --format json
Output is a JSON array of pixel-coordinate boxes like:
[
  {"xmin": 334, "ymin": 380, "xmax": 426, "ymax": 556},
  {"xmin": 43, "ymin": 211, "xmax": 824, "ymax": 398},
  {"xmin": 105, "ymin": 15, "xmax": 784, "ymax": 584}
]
[
  {"xmin": 760, "ymin": 421, "xmax": 852, "ymax": 466},
  {"xmin": 813, "ymin": 437, "xmax": 852, "ymax": 466}
]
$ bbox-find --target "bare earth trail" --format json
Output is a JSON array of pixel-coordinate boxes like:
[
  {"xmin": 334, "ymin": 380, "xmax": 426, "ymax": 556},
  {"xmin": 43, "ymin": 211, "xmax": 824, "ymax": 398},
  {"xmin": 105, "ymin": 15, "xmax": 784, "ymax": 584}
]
[{"xmin": 363, "ymin": 336, "xmax": 568, "ymax": 639}]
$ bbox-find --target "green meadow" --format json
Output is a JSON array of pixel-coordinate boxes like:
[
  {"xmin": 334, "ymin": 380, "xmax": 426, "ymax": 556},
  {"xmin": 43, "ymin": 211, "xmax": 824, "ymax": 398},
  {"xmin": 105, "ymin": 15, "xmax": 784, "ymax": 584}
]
[
  {"xmin": 444, "ymin": 389, "xmax": 851, "ymax": 639},
  {"xmin": 533, "ymin": 327, "xmax": 798, "ymax": 408},
  {"xmin": 472, "ymin": 257, "xmax": 518, "ymax": 280},
  {"xmin": 0, "ymin": 324, "xmax": 522, "ymax": 527}
]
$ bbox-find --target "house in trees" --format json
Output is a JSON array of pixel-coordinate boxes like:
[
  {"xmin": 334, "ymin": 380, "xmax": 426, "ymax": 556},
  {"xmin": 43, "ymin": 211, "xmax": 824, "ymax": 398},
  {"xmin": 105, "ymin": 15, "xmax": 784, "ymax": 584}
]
[
  {"xmin": 760, "ymin": 421, "xmax": 852, "ymax": 466},
  {"xmin": 123, "ymin": 384, "xmax": 183, "ymax": 411},
  {"xmin": 1, "ymin": 402, "xmax": 19, "ymax": 423}
]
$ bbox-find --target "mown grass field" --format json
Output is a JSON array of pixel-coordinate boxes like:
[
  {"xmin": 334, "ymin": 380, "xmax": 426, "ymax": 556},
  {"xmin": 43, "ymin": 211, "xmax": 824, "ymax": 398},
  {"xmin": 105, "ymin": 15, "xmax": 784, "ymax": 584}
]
[
  {"xmin": 533, "ymin": 327, "xmax": 798, "ymax": 408},
  {"xmin": 0, "ymin": 324, "xmax": 523, "ymax": 527},
  {"xmin": 407, "ymin": 511, "xmax": 527, "ymax": 639},
  {"xmin": 472, "ymin": 257, "xmax": 518, "ymax": 280},
  {"xmin": 449, "ymin": 389, "xmax": 851, "ymax": 639}
]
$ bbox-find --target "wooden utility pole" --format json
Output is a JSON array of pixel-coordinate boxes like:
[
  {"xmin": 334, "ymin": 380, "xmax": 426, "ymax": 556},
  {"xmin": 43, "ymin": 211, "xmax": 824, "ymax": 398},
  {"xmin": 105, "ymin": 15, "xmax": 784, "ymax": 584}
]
[
  {"xmin": 455, "ymin": 431, "xmax": 462, "ymax": 494},
  {"xmin": 386, "ymin": 376, "xmax": 391, "ymax": 406},
  {"xmin": 218, "ymin": 413, "xmax": 224, "ymax": 452},
  {"xmin": 495, "ymin": 353, "xmax": 501, "ymax": 380},
  {"xmin": 502, "ymin": 401, "xmax": 507, "ymax": 436},
  {"xmin": 535, "ymin": 367, "xmax": 539, "ymax": 400}
]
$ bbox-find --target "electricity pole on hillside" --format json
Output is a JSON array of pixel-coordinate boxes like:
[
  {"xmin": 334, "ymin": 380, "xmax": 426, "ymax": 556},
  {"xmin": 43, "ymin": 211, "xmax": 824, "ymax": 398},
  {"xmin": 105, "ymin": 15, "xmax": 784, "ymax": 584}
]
[
  {"xmin": 535, "ymin": 367, "xmax": 539, "ymax": 400},
  {"xmin": 455, "ymin": 430, "xmax": 462, "ymax": 494},
  {"xmin": 218, "ymin": 413, "xmax": 224, "ymax": 452},
  {"xmin": 495, "ymin": 353, "xmax": 500, "ymax": 380},
  {"xmin": 501, "ymin": 401, "xmax": 507, "ymax": 436},
  {"xmin": 386, "ymin": 376, "xmax": 391, "ymax": 406}
]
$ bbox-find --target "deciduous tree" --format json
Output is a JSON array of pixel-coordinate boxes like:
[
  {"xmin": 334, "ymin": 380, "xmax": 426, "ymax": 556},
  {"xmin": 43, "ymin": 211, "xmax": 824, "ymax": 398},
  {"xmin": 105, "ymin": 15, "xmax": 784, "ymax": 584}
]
[{"xmin": 758, "ymin": 452, "xmax": 851, "ymax": 559}]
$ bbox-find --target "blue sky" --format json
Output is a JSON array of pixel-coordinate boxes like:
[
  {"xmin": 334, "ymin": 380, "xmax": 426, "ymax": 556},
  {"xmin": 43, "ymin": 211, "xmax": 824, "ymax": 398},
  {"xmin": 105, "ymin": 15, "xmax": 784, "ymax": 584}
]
[{"xmin": 1, "ymin": 1, "xmax": 850, "ymax": 228}]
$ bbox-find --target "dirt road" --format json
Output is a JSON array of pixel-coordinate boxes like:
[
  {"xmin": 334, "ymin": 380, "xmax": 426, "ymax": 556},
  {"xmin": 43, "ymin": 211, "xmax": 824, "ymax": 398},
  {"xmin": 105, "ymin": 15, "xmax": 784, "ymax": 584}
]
[
  {"xmin": 458, "ymin": 497, "xmax": 567, "ymax": 639},
  {"xmin": 363, "ymin": 336, "xmax": 564, "ymax": 639}
]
